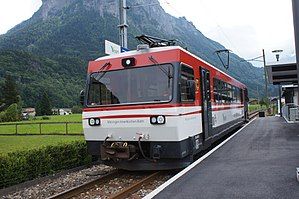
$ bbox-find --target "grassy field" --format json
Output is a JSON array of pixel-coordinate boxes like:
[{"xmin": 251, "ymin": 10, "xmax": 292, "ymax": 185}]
[
  {"xmin": 248, "ymin": 104, "xmax": 266, "ymax": 113},
  {"xmin": 0, "ymin": 135, "xmax": 84, "ymax": 155},
  {"xmin": 2, "ymin": 114, "xmax": 82, "ymax": 124},
  {"xmin": 0, "ymin": 114, "xmax": 83, "ymax": 135}
]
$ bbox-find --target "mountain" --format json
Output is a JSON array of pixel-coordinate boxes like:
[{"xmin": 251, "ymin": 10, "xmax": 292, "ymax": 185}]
[{"xmin": 0, "ymin": 0, "xmax": 274, "ymax": 107}]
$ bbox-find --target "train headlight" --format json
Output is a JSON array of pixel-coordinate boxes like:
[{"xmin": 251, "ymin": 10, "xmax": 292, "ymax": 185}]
[
  {"xmin": 89, "ymin": 118, "xmax": 101, "ymax": 126},
  {"xmin": 122, "ymin": 57, "xmax": 136, "ymax": 68},
  {"xmin": 157, "ymin": 116, "xmax": 165, "ymax": 124},
  {"xmin": 150, "ymin": 117, "xmax": 157, "ymax": 124},
  {"xmin": 150, "ymin": 115, "xmax": 166, "ymax": 125}
]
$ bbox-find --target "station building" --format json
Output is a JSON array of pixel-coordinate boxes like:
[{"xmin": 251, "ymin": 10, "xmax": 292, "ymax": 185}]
[{"xmin": 266, "ymin": 62, "xmax": 299, "ymax": 121}]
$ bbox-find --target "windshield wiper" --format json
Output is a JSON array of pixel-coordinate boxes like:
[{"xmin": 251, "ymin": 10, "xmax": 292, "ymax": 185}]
[
  {"xmin": 148, "ymin": 56, "xmax": 173, "ymax": 79},
  {"xmin": 94, "ymin": 62, "xmax": 111, "ymax": 81}
]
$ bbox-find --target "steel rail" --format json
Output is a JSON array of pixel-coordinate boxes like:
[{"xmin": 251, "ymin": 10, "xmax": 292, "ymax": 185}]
[
  {"xmin": 109, "ymin": 171, "xmax": 161, "ymax": 199},
  {"xmin": 248, "ymin": 109, "xmax": 264, "ymax": 120},
  {"xmin": 47, "ymin": 170, "xmax": 121, "ymax": 199},
  {"xmin": 48, "ymin": 109, "xmax": 260, "ymax": 199}
]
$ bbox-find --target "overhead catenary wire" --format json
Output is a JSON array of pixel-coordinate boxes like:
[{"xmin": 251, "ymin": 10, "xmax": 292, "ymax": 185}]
[
  {"xmin": 161, "ymin": 0, "xmax": 243, "ymax": 56},
  {"xmin": 198, "ymin": 0, "xmax": 242, "ymax": 55},
  {"xmin": 127, "ymin": 0, "xmax": 243, "ymax": 60}
]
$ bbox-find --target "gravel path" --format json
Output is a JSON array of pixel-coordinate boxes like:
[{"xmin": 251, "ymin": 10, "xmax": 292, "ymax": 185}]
[{"xmin": 1, "ymin": 164, "xmax": 114, "ymax": 199}]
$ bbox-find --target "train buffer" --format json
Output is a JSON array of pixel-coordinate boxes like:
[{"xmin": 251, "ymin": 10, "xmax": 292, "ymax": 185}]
[{"xmin": 146, "ymin": 116, "xmax": 299, "ymax": 199}]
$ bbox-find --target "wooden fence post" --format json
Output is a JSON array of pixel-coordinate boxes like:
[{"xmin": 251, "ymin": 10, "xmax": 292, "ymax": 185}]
[{"xmin": 66, "ymin": 122, "xmax": 68, "ymax": 135}]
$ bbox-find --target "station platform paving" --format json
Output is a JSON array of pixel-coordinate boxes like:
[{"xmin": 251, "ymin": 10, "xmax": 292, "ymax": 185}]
[{"xmin": 152, "ymin": 117, "xmax": 299, "ymax": 199}]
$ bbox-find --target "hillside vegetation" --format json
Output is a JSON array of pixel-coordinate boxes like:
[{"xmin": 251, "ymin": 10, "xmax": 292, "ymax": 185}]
[{"xmin": 0, "ymin": 0, "xmax": 274, "ymax": 107}]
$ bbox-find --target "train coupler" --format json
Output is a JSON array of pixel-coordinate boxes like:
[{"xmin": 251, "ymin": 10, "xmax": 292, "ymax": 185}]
[{"xmin": 100, "ymin": 142, "xmax": 137, "ymax": 161}]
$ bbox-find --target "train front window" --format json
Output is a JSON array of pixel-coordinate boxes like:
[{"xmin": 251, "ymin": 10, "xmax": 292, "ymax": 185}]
[{"xmin": 87, "ymin": 64, "xmax": 173, "ymax": 106}]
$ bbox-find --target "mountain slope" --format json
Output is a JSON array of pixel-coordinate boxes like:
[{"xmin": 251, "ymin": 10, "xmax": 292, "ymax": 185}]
[
  {"xmin": 0, "ymin": 50, "xmax": 85, "ymax": 107},
  {"xmin": 0, "ymin": 0, "xmax": 272, "ymax": 107}
]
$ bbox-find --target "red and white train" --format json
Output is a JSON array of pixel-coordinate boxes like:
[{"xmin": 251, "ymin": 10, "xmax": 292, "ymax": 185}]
[{"xmin": 81, "ymin": 45, "xmax": 248, "ymax": 170}]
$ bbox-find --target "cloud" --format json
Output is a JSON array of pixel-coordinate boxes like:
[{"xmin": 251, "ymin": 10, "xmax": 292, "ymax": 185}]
[
  {"xmin": 159, "ymin": 0, "xmax": 295, "ymax": 67},
  {"xmin": 0, "ymin": 0, "xmax": 42, "ymax": 34}
]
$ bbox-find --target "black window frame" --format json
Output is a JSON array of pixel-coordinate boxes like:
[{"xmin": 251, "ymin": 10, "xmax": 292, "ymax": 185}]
[
  {"xmin": 213, "ymin": 78, "xmax": 243, "ymax": 104},
  {"xmin": 180, "ymin": 64, "xmax": 195, "ymax": 103},
  {"xmin": 86, "ymin": 63, "xmax": 175, "ymax": 107}
]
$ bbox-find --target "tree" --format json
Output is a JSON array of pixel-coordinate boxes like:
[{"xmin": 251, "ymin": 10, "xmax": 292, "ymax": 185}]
[
  {"xmin": 36, "ymin": 91, "xmax": 52, "ymax": 116},
  {"xmin": 2, "ymin": 74, "xmax": 20, "ymax": 109},
  {"xmin": 0, "ymin": 103, "xmax": 20, "ymax": 122},
  {"xmin": 0, "ymin": 83, "xmax": 4, "ymax": 111},
  {"xmin": 71, "ymin": 105, "xmax": 82, "ymax": 114},
  {"xmin": 5, "ymin": 103, "xmax": 20, "ymax": 121}
]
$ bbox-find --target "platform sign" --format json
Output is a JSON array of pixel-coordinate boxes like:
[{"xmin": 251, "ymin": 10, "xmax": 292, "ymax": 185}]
[
  {"xmin": 105, "ymin": 40, "xmax": 121, "ymax": 55},
  {"xmin": 105, "ymin": 40, "xmax": 129, "ymax": 55}
]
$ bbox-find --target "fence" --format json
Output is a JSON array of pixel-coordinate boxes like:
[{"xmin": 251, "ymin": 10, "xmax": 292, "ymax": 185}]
[{"xmin": 0, "ymin": 122, "xmax": 83, "ymax": 135}]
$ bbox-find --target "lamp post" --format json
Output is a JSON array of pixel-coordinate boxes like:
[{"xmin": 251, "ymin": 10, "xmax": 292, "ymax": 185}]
[
  {"xmin": 242, "ymin": 50, "xmax": 269, "ymax": 105},
  {"xmin": 262, "ymin": 49, "xmax": 269, "ymax": 106},
  {"xmin": 271, "ymin": 49, "xmax": 283, "ymax": 116},
  {"xmin": 244, "ymin": 49, "xmax": 286, "ymax": 111},
  {"xmin": 272, "ymin": 50, "xmax": 283, "ymax": 62}
]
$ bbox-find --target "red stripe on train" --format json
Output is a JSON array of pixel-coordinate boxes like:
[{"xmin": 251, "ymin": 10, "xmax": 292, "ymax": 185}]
[
  {"xmin": 83, "ymin": 103, "xmax": 196, "ymax": 112},
  {"xmin": 83, "ymin": 110, "xmax": 202, "ymax": 120},
  {"xmin": 212, "ymin": 105, "xmax": 244, "ymax": 111}
]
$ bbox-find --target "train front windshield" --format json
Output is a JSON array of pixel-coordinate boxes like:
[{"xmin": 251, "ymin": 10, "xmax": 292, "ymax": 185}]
[{"xmin": 87, "ymin": 64, "xmax": 173, "ymax": 106}]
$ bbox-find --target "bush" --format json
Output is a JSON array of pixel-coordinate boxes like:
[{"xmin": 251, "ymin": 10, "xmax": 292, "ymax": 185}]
[
  {"xmin": 0, "ymin": 103, "xmax": 20, "ymax": 122},
  {"xmin": 0, "ymin": 141, "xmax": 91, "ymax": 188},
  {"xmin": 42, "ymin": 116, "xmax": 50, "ymax": 120},
  {"xmin": 0, "ymin": 111, "xmax": 6, "ymax": 122},
  {"xmin": 5, "ymin": 103, "xmax": 19, "ymax": 121},
  {"xmin": 71, "ymin": 105, "xmax": 82, "ymax": 114}
]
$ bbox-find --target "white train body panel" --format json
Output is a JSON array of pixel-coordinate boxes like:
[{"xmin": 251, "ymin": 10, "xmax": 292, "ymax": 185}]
[
  {"xmin": 212, "ymin": 105, "xmax": 244, "ymax": 128},
  {"xmin": 83, "ymin": 106, "xmax": 202, "ymax": 142}
]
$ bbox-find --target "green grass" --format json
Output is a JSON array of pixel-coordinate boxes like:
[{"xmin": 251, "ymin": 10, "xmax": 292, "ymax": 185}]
[
  {"xmin": 249, "ymin": 104, "xmax": 266, "ymax": 113},
  {"xmin": 0, "ymin": 135, "xmax": 84, "ymax": 155},
  {"xmin": 0, "ymin": 114, "xmax": 83, "ymax": 135},
  {"xmin": 1, "ymin": 114, "xmax": 82, "ymax": 124},
  {"xmin": 32, "ymin": 114, "xmax": 82, "ymax": 123}
]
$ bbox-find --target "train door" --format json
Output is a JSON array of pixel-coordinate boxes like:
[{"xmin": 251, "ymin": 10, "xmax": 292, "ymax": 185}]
[
  {"xmin": 244, "ymin": 88, "xmax": 249, "ymax": 121},
  {"xmin": 200, "ymin": 68, "xmax": 212, "ymax": 142}
]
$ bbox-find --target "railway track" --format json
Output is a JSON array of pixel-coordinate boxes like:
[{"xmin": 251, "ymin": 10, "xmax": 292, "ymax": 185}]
[
  {"xmin": 109, "ymin": 171, "xmax": 162, "ymax": 199},
  {"xmin": 48, "ymin": 111, "xmax": 260, "ymax": 199},
  {"xmin": 48, "ymin": 170, "xmax": 165, "ymax": 199},
  {"xmin": 248, "ymin": 109, "xmax": 263, "ymax": 120},
  {"xmin": 48, "ymin": 170, "xmax": 121, "ymax": 199}
]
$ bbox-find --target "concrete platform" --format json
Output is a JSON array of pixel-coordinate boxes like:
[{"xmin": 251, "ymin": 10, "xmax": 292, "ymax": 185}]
[{"xmin": 151, "ymin": 117, "xmax": 299, "ymax": 199}]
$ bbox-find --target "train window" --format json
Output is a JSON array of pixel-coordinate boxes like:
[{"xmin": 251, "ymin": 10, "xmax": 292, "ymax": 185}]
[
  {"xmin": 87, "ymin": 64, "xmax": 173, "ymax": 106},
  {"xmin": 213, "ymin": 79, "xmax": 221, "ymax": 102},
  {"xmin": 213, "ymin": 78, "xmax": 242, "ymax": 104},
  {"xmin": 227, "ymin": 84, "xmax": 233, "ymax": 102},
  {"xmin": 180, "ymin": 65, "xmax": 195, "ymax": 102}
]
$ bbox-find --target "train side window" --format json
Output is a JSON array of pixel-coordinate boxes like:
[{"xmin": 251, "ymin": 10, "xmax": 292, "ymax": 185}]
[
  {"xmin": 214, "ymin": 78, "xmax": 242, "ymax": 104},
  {"xmin": 226, "ymin": 84, "xmax": 233, "ymax": 103},
  {"xmin": 180, "ymin": 65, "xmax": 195, "ymax": 102},
  {"xmin": 213, "ymin": 79, "xmax": 220, "ymax": 103}
]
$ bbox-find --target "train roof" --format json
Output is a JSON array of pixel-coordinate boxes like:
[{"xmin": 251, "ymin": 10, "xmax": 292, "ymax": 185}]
[{"xmin": 91, "ymin": 46, "xmax": 246, "ymax": 89}]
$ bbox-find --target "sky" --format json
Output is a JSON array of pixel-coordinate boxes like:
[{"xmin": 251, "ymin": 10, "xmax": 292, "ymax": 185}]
[{"xmin": 0, "ymin": 0, "xmax": 296, "ymax": 67}]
